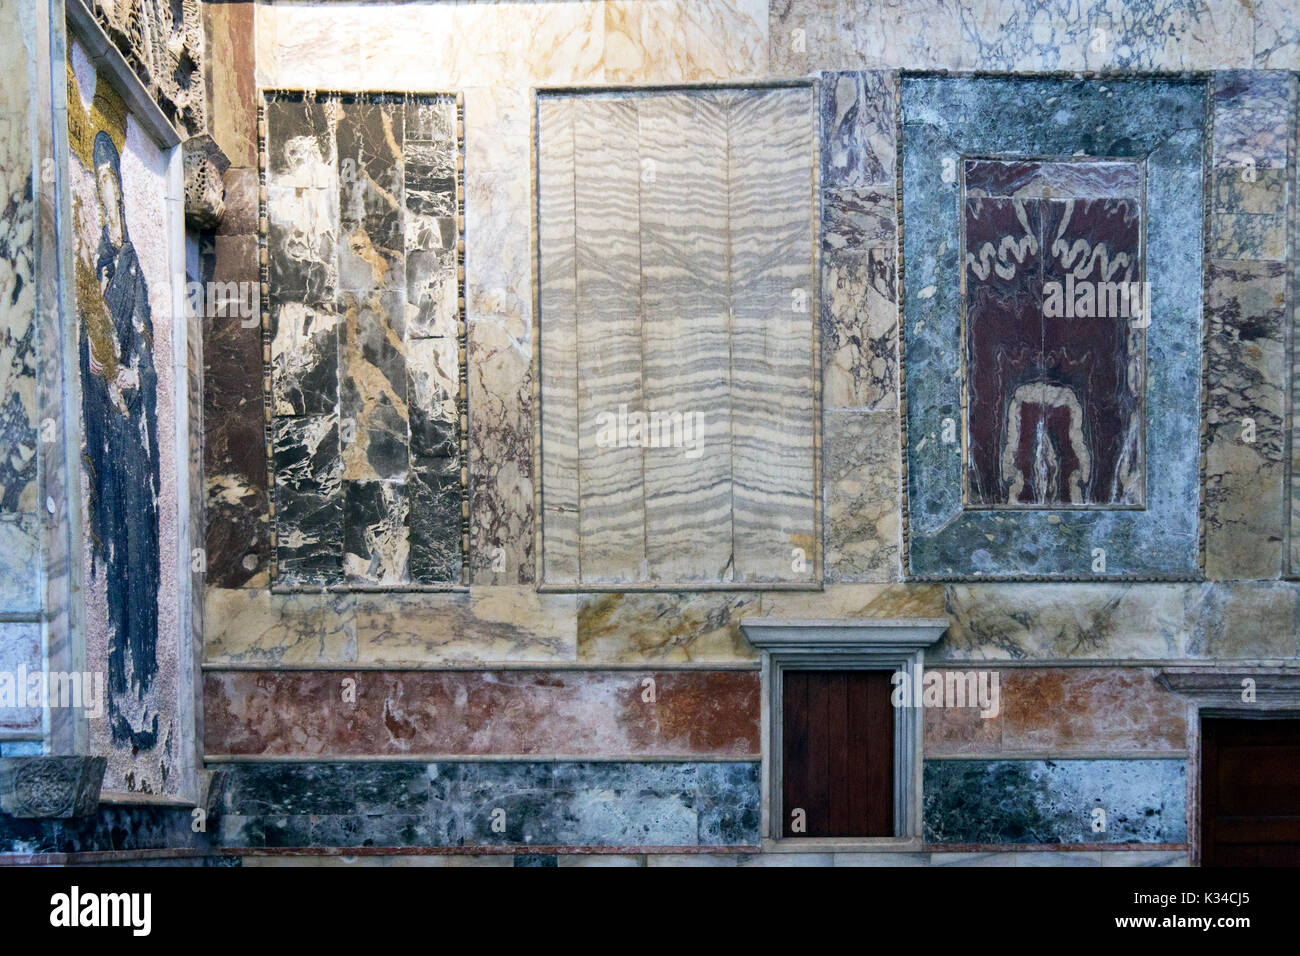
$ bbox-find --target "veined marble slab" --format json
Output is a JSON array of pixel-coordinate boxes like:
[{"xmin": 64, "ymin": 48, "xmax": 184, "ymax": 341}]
[
  {"xmin": 218, "ymin": 760, "xmax": 761, "ymax": 848},
  {"xmin": 924, "ymin": 667, "xmax": 1186, "ymax": 757},
  {"xmin": 203, "ymin": 668, "xmax": 760, "ymax": 757},
  {"xmin": 263, "ymin": 91, "xmax": 466, "ymax": 587}
]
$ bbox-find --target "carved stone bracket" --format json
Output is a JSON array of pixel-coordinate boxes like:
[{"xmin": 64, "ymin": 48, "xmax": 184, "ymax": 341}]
[
  {"xmin": 184, "ymin": 133, "xmax": 230, "ymax": 230},
  {"xmin": 89, "ymin": 0, "xmax": 207, "ymax": 135},
  {"xmin": 0, "ymin": 756, "xmax": 106, "ymax": 818}
]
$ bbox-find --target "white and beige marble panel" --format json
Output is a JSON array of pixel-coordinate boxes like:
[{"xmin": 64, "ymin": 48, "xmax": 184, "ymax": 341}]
[
  {"xmin": 638, "ymin": 93, "xmax": 733, "ymax": 583},
  {"xmin": 727, "ymin": 86, "xmax": 817, "ymax": 582}
]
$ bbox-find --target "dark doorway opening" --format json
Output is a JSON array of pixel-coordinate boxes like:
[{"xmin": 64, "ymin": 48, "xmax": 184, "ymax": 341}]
[{"xmin": 1201, "ymin": 717, "xmax": 1300, "ymax": 866}]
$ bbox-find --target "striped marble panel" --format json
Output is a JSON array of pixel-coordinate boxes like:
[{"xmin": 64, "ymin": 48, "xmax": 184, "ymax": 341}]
[
  {"xmin": 727, "ymin": 88, "xmax": 817, "ymax": 582},
  {"xmin": 537, "ymin": 97, "xmax": 581, "ymax": 582},
  {"xmin": 538, "ymin": 86, "xmax": 817, "ymax": 586},
  {"xmin": 573, "ymin": 97, "xmax": 646, "ymax": 582},
  {"xmin": 638, "ymin": 93, "xmax": 733, "ymax": 582}
]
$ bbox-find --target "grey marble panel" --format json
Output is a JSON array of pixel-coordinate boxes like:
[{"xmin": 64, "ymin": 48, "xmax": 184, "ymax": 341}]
[
  {"xmin": 924, "ymin": 759, "xmax": 1187, "ymax": 844},
  {"xmin": 218, "ymin": 761, "xmax": 761, "ymax": 848}
]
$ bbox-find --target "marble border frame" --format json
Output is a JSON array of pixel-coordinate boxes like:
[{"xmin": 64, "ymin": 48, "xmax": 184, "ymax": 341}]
[
  {"xmin": 898, "ymin": 72, "xmax": 1209, "ymax": 581},
  {"xmin": 529, "ymin": 79, "xmax": 824, "ymax": 593},
  {"xmin": 257, "ymin": 88, "xmax": 471, "ymax": 593}
]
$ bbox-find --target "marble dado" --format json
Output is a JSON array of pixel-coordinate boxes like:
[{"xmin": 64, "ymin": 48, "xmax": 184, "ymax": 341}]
[
  {"xmin": 218, "ymin": 761, "xmax": 761, "ymax": 849},
  {"xmin": 924, "ymin": 758, "xmax": 1187, "ymax": 845},
  {"xmin": 236, "ymin": 849, "xmax": 1186, "ymax": 866},
  {"xmin": 205, "ymin": 587, "xmax": 576, "ymax": 664},
  {"xmin": 924, "ymin": 668, "xmax": 1186, "ymax": 757},
  {"xmin": 942, "ymin": 581, "xmax": 1300, "ymax": 661},
  {"xmin": 0, "ymin": 803, "xmax": 218, "ymax": 856},
  {"xmin": 203, "ymin": 669, "xmax": 759, "ymax": 757},
  {"xmin": 577, "ymin": 592, "xmax": 762, "ymax": 663},
  {"xmin": 0, "ymin": 622, "xmax": 42, "ymax": 733}
]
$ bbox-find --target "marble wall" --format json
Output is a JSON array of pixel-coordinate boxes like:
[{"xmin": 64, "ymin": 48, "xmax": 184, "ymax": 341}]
[
  {"xmin": 924, "ymin": 759, "xmax": 1187, "ymax": 845},
  {"xmin": 218, "ymin": 760, "xmax": 761, "ymax": 849},
  {"xmin": 182, "ymin": 0, "xmax": 1300, "ymax": 855},
  {"xmin": 536, "ymin": 86, "xmax": 817, "ymax": 587},
  {"xmin": 0, "ymin": 2, "xmax": 41, "ymax": 626}
]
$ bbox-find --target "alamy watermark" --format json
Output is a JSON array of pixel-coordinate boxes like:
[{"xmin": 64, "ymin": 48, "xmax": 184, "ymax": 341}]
[
  {"xmin": 891, "ymin": 667, "xmax": 1000, "ymax": 718},
  {"xmin": 0, "ymin": 666, "xmax": 104, "ymax": 719},
  {"xmin": 593, "ymin": 403, "xmax": 708, "ymax": 459},
  {"xmin": 1043, "ymin": 276, "xmax": 1151, "ymax": 326},
  {"xmin": 181, "ymin": 278, "xmax": 259, "ymax": 326}
]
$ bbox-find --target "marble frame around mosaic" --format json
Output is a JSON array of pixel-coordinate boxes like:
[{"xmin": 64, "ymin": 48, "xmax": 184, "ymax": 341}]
[
  {"xmin": 899, "ymin": 73, "xmax": 1209, "ymax": 581},
  {"xmin": 529, "ymin": 80, "xmax": 824, "ymax": 592},
  {"xmin": 257, "ymin": 88, "xmax": 470, "ymax": 592}
]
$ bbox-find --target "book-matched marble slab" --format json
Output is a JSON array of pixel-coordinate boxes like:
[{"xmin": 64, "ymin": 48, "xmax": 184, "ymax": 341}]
[
  {"xmin": 261, "ymin": 91, "xmax": 468, "ymax": 589},
  {"xmin": 535, "ymin": 84, "xmax": 818, "ymax": 589}
]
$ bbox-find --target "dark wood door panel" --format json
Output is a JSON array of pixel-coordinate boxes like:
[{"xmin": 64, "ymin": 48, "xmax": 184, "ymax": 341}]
[{"xmin": 782, "ymin": 670, "xmax": 893, "ymax": 838}]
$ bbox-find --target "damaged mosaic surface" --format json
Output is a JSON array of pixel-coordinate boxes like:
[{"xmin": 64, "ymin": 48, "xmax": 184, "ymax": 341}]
[{"xmin": 66, "ymin": 39, "xmax": 182, "ymax": 795}]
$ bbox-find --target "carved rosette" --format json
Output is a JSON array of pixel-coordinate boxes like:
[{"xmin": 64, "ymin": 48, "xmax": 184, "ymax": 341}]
[{"xmin": 0, "ymin": 756, "xmax": 107, "ymax": 818}]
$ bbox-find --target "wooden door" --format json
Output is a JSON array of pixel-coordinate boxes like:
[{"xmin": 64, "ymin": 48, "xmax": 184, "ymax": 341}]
[
  {"xmin": 1202, "ymin": 717, "xmax": 1300, "ymax": 866},
  {"xmin": 782, "ymin": 670, "xmax": 894, "ymax": 838}
]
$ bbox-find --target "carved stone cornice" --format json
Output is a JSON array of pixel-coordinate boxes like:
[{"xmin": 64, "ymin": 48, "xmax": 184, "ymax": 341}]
[{"xmin": 1157, "ymin": 667, "xmax": 1300, "ymax": 707}]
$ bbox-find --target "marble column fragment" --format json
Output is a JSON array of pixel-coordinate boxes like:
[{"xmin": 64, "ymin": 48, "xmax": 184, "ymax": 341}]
[{"xmin": 203, "ymin": 1, "xmax": 268, "ymax": 587}]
